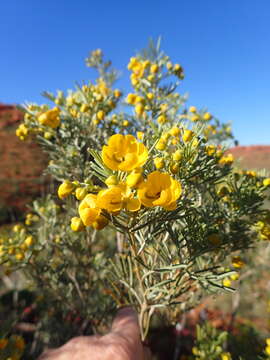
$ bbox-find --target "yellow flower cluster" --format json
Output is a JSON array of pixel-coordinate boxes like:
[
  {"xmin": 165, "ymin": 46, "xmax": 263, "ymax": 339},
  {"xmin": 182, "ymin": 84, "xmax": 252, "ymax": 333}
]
[
  {"xmin": 68, "ymin": 134, "xmax": 182, "ymax": 231},
  {"xmin": 15, "ymin": 124, "xmax": 28, "ymax": 140},
  {"xmin": 38, "ymin": 107, "xmax": 61, "ymax": 128},
  {"xmin": 219, "ymin": 153, "xmax": 234, "ymax": 165}
]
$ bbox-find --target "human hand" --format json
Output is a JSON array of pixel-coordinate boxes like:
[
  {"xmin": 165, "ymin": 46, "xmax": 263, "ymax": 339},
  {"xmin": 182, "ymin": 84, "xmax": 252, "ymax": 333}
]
[{"xmin": 38, "ymin": 307, "xmax": 151, "ymax": 360}]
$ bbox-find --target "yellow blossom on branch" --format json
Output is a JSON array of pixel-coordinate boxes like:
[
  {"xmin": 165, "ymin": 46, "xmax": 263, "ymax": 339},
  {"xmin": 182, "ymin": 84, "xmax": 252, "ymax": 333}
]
[
  {"xmin": 138, "ymin": 171, "xmax": 181, "ymax": 210},
  {"xmin": 102, "ymin": 134, "xmax": 148, "ymax": 172}
]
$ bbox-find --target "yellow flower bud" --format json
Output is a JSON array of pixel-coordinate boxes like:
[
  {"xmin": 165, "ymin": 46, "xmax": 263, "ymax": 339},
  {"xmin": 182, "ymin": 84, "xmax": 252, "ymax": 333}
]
[
  {"xmin": 147, "ymin": 92, "xmax": 154, "ymax": 100},
  {"xmin": 114, "ymin": 89, "xmax": 122, "ymax": 98},
  {"xmin": 191, "ymin": 115, "xmax": 200, "ymax": 122},
  {"xmin": 44, "ymin": 132, "xmax": 53, "ymax": 140},
  {"xmin": 147, "ymin": 74, "xmax": 155, "ymax": 82},
  {"xmin": 263, "ymin": 178, "xmax": 270, "ymax": 187},
  {"xmin": 71, "ymin": 217, "xmax": 85, "ymax": 232},
  {"xmin": 135, "ymin": 104, "xmax": 144, "ymax": 117},
  {"xmin": 58, "ymin": 181, "xmax": 74, "ymax": 200},
  {"xmin": 80, "ymin": 104, "xmax": 89, "ymax": 113},
  {"xmin": 182, "ymin": 130, "xmax": 194, "ymax": 143},
  {"xmin": 169, "ymin": 127, "xmax": 181, "ymax": 137},
  {"xmin": 230, "ymin": 273, "xmax": 239, "ymax": 281},
  {"xmin": 15, "ymin": 252, "xmax": 25, "ymax": 261},
  {"xmin": 105, "ymin": 175, "xmax": 118, "ymax": 186},
  {"xmin": 24, "ymin": 236, "xmax": 34, "ymax": 247},
  {"xmin": 172, "ymin": 150, "xmax": 182, "ymax": 161},
  {"xmin": 222, "ymin": 278, "xmax": 231, "ymax": 287},
  {"xmin": 137, "ymin": 131, "xmax": 144, "ymax": 140},
  {"xmin": 75, "ymin": 187, "xmax": 88, "ymax": 200},
  {"xmin": 150, "ymin": 64, "xmax": 159, "ymax": 73},
  {"xmin": 155, "ymin": 140, "xmax": 167, "ymax": 151},
  {"xmin": 203, "ymin": 112, "xmax": 212, "ymax": 121},
  {"xmin": 154, "ymin": 157, "xmax": 165, "ymax": 169},
  {"xmin": 97, "ymin": 110, "xmax": 105, "ymax": 121},
  {"xmin": 126, "ymin": 93, "xmax": 137, "ymax": 105},
  {"xmin": 122, "ymin": 120, "xmax": 129, "ymax": 127},
  {"xmin": 170, "ymin": 162, "xmax": 179, "ymax": 174},
  {"xmin": 189, "ymin": 106, "xmax": 197, "ymax": 113},
  {"xmin": 126, "ymin": 171, "xmax": 143, "ymax": 188},
  {"xmin": 166, "ymin": 62, "xmax": 173, "ymax": 70},
  {"xmin": 157, "ymin": 114, "xmax": 167, "ymax": 124},
  {"xmin": 232, "ymin": 256, "xmax": 245, "ymax": 268}
]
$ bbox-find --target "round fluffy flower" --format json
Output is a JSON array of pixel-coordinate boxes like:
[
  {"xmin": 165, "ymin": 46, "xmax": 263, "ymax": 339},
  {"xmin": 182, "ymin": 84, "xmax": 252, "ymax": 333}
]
[
  {"xmin": 102, "ymin": 134, "xmax": 148, "ymax": 172},
  {"xmin": 138, "ymin": 171, "xmax": 181, "ymax": 210}
]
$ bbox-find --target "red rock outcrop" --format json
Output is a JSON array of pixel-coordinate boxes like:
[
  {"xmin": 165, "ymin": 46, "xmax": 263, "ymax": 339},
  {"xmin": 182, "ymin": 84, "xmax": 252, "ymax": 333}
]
[{"xmin": 0, "ymin": 104, "xmax": 48, "ymax": 223}]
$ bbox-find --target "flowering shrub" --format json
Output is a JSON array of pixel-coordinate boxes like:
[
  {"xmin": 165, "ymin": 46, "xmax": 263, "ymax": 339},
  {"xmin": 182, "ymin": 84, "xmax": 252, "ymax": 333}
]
[{"xmin": 1, "ymin": 41, "xmax": 270, "ymax": 356}]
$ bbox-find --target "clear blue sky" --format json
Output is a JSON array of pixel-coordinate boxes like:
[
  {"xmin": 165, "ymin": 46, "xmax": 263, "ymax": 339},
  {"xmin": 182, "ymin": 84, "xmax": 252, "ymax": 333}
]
[{"xmin": 1, "ymin": 0, "xmax": 269, "ymax": 145}]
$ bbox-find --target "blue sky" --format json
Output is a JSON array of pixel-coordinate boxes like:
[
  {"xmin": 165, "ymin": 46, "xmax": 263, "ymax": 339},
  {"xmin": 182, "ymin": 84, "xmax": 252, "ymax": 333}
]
[{"xmin": 1, "ymin": 0, "xmax": 269, "ymax": 145}]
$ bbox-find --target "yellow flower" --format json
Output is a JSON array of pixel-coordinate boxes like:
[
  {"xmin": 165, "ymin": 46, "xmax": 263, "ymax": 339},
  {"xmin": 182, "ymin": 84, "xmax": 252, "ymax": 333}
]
[
  {"xmin": 232, "ymin": 256, "xmax": 245, "ymax": 268},
  {"xmin": 97, "ymin": 183, "xmax": 141, "ymax": 213},
  {"xmin": 105, "ymin": 175, "xmax": 118, "ymax": 186},
  {"xmin": 24, "ymin": 235, "xmax": 34, "ymax": 247},
  {"xmin": 155, "ymin": 139, "xmax": 167, "ymax": 151},
  {"xmin": 16, "ymin": 124, "xmax": 28, "ymax": 138},
  {"xmin": 38, "ymin": 107, "xmax": 60, "ymax": 128},
  {"xmin": 157, "ymin": 114, "xmax": 167, "ymax": 124},
  {"xmin": 219, "ymin": 154, "xmax": 234, "ymax": 165},
  {"xmin": 135, "ymin": 103, "xmax": 145, "ymax": 117},
  {"xmin": 263, "ymin": 178, "xmax": 270, "ymax": 187},
  {"xmin": 126, "ymin": 93, "xmax": 137, "ymax": 105},
  {"xmin": 230, "ymin": 273, "xmax": 239, "ymax": 281},
  {"xmin": 138, "ymin": 171, "xmax": 181, "ymax": 210},
  {"xmin": 221, "ymin": 352, "xmax": 232, "ymax": 360},
  {"xmin": 137, "ymin": 131, "xmax": 144, "ymax": 140},
  {"xmin": 169, "ymin": 127, "xmax": 181, "ymax": 137},
  {"xmin": 172, "ymin": 150, "xmax": 182, "ymax": 161},
  {"xmin": 154, "ymin": 157, "xmax": 165, "ymax": 169},
  {"xmin": 97, "ymin": 110, "xmax": 105, "ymax": 121},
  {"xmin": 222, "ymin": 278, "xmax": 231, "ymax": 287},
  {"xmin": 206, "ymin": 145, "xmax": 216, "ymax": 156},
  {"xmin": 58, "ymin": 181, "xmax": 74, "ymax": 199},
  {"xmin": 266, "ymin": 345, "xmax": 270, "ymax": 355},
  {"xmin": 78, "ymin": 194, "xmax": 102, "ymax": 226},
  {"xmin": 126, "ymin": 169, "xmax": 143, "ymax": 188},
  {"xmin": 80, "ymin": 104, "xmax": 89, "ymax": 113},
  {"xmin": 147, "ymin": 92, "xmax": 154, "ymax": 100},
  {"xmin": 114, "ymin": 89, "xmax": 122, "ymax": 98},
  {"xmin": 70, "ymin": 217, "xmax": 85, "ymax": 232},
  {"xmin": 182, "ymin": 129, "xmax": 194, "ymax": 143},
  {"xmin": 15, "ymin": 252, "xmax": 25, "ymax": 261},
  {"xmin": 150, "ymin": 64, "xmax": 159, "ymax": 74},
  {"xmin": 75, "ymin": 187, "xmax": 88, "ymax": 200},
  {"xmin": 102, "ymin": 134, "xmax": 148, "ymax": 172},
  {"xmin": 166, "ymin": 62, "xmax": 173, "ymax": 70},
  {"xmin": 203, "ymin": 112, "xmax": 212, "ymax": 121},
  {"xmin": 191, "ymin": 115, "xmax": 200, "ymax": 122},
  {"xmin": 189, "ymin": 106, "xmax": 197, "ymax": 113},
  {"xmin": 170, "ymin": 162, "xmax": 179, "ymax": 174}
]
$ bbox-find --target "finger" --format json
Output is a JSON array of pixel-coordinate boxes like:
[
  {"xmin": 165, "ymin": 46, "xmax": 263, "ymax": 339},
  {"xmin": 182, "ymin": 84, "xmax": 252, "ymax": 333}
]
[{"xmin": 111, "ymin": 306, "xmax": 141, "ymax": 342}]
